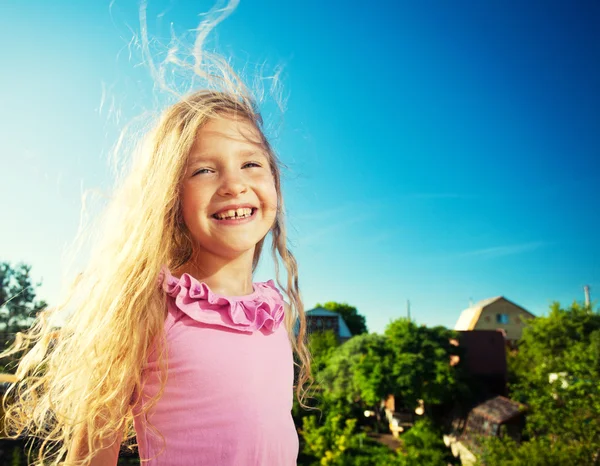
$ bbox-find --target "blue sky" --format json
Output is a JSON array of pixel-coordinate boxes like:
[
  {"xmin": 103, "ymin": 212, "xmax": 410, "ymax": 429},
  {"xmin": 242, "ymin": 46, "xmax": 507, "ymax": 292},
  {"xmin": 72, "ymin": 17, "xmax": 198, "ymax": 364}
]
[{"xmin": 1, "ymin": 0, "xmax": 599, "ymax": 333}]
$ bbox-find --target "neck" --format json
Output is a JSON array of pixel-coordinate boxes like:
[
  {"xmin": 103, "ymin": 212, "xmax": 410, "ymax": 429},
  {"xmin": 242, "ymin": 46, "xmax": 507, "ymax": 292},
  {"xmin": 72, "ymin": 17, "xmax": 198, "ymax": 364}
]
[{"xmin": 175, "ymin": 248, "xmax": 256, "ymax": 297}]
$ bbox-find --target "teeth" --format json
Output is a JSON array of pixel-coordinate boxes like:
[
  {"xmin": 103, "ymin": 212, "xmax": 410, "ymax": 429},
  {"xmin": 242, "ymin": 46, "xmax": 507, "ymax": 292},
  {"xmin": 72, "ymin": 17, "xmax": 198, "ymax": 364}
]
[{"xmin": 215, "ymin": 207, "xmax": 253, "ymax": 220}]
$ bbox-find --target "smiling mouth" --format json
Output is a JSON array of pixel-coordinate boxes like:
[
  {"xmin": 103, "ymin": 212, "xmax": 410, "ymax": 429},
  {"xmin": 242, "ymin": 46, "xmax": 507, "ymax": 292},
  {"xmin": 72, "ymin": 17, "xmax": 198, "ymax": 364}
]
[{"xmin": 212, "ymin": 207, "xmax": 257, "ymax": 220}]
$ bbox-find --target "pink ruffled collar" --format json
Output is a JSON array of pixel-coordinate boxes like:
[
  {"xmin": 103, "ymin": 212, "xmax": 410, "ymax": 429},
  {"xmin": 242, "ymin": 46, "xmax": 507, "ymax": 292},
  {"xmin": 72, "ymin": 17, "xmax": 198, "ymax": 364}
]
[{"xmin": 161, "ymin": 268, "xmax": 285, "ymax": 334}]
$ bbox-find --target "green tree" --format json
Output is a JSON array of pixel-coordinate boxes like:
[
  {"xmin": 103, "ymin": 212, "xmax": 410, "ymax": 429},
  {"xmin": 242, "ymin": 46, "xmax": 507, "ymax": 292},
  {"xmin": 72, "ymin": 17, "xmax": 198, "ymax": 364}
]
[
  {"xmin": 384, "ymin": 318, "xmax": 465, "ymax": 409},
  {"xmin": 486, "ymin": 302, "xmax": 600, "ymax": 464},
  {"xmin": 510, "ymin": 302, "xmax": 600, "ymax": 384},
  {"xmin": 300, "ymin": 412, "xmax": 404, "ymax": 466},
  {"xmin": 316, "ymin": 302, "xmax": 368, "ymax": 336},
  {"xmin": 400, "ymin": 419, "xmax": 457, "ymax": 465},
  {"xmin": 319, "ymin": 333, "xmax": 395, "ymax": 408},
  {"xmin": 317, "ymin": 319, "xmax": 466, "ymax": 422},
  {"xmin": 308, "ymin": 329, "xmax": 339, "ymax": 374},
  {"xmin": 0, "ymin": 262, "xmax": 47, "ymax": 333},
  {"xmin": 293, "ymin": 330, "xmax": 341, "ymax": 429},
  {"xmin": 478, "ymin": 436, "xmax": 593, "ymax": 466},
  {"xmin": 301, "ymin": 413, "xmax": 364, "ymax": 465}
]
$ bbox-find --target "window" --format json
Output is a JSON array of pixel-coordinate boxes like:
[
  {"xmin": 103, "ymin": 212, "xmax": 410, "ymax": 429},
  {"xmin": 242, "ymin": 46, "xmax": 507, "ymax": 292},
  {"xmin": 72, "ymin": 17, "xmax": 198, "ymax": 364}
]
[
  {"xmin": 482, "ymin": 420, "xmax": 489, "ymax": 431},
  {"xmin": 496, "ymin": 313, "xmax": 509, "ymax": 324},
  {"xmin": 487, "ymin": 423, "xmax": 499, "ymax": 436}
]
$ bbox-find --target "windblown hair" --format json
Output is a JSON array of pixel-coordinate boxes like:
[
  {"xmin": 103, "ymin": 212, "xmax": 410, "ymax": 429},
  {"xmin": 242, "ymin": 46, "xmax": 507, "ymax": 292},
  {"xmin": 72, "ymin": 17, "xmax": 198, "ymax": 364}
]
[{"xmin": 0, "ymin": 17, "xmax": 311, "ymax": 466}]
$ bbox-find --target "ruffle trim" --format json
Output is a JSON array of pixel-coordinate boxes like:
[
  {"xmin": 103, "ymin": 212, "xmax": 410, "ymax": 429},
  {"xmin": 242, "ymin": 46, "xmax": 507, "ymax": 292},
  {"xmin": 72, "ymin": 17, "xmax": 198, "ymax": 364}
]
[{"xmin": 160, "ymin": 268, "xmax": 285, "ymax": 334}]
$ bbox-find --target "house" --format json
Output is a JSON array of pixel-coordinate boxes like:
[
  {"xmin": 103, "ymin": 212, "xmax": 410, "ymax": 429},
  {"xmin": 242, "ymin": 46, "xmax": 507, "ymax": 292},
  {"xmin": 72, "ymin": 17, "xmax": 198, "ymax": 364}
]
[
  {"xmin": 454, "ymin": 297, "xmax": 535, "ymax": 344},
  {"xmin": 455, "ymin": 330, "xmax": 508, "ymax": 398},
  {"xmin": 445, "ymin": 396, "xmax": 527, "ymax": 466},
  {"xmin": 304, "ymin": 307, "xmax": 353, "ymax": 342},
  {"xmin": 463, "ymin": 396, "xmax": 526, "ymax": 441}
]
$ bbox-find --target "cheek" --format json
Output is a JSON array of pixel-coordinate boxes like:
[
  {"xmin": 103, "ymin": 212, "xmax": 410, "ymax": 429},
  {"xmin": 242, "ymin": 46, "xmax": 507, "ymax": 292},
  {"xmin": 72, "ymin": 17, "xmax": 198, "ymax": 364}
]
[
  {"xmin": 263, "ymin": 182, "xmax": 278, "ymax": 212},
  {"xmin": 180, "ymin": 188, "xmax": 194, "ymax": 219},
  {"xmin": 180, "ymin": 185, "xmax": 208, "ymax": 223}
]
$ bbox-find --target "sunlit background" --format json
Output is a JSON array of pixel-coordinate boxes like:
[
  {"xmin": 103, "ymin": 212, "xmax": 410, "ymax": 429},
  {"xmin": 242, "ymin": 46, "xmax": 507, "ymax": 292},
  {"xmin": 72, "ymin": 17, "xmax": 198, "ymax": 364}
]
[{"xmin": 1, "ymin": 0, "xmax": 598, "ymax": 332}]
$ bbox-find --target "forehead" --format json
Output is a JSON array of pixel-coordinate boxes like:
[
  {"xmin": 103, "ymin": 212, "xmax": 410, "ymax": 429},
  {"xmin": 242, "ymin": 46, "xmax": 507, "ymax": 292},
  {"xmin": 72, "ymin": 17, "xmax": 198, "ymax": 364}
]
[{"xmin": 191, "ymin": 116, "xmax": 265, "ymax": 155}]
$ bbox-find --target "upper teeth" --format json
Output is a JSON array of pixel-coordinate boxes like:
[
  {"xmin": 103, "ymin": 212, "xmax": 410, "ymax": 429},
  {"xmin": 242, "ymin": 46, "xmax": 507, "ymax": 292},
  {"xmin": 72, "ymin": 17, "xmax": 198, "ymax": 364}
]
[{"xmin": 215, "ymin": 208, "xmax": 253, "ymax": 220}]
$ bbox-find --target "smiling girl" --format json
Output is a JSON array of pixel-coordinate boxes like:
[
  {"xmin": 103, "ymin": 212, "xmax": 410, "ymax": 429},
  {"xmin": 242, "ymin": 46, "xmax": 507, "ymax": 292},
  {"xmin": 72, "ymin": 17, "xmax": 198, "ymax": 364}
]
[{"xmin": 0, "ymin": 33, "xmax": 310, "ymax": 466}]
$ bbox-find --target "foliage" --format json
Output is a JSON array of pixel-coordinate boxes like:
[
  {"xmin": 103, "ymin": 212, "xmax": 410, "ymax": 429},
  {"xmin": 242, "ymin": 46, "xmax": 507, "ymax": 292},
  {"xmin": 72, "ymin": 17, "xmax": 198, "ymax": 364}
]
[
  {"xmin": 299, "ymin": 415, "xmax": 456, "ymax": 466},
  {"xmin": 510, "ymin": 302, "xmax": 600, "ymax": 439},
  {"xmin": 316, "ymin": 302, "xmax": 368, "ymax": 336},
  {"xmin": 510, "ymin": 301, "xmax": 600, "ymax": 384},
  {"xmin": 478, "ymin": 435, "xmax": 594, "ymax": 466},
  {"xmin": 384, "ymin": 318, "xmax": 465, "ymax": 408},
  {"xmin": 0, "ymin": 262, "xmax": 46, "ymax": 333},
  {"xmin": 308, "ymin": 330, "xmax": 339, "ymax": 374},
  {"xmin": 318, "ymin": 319, "xmax": 466, "ymax": 412},
  {"xmin": 299, "ymin": 412, "xmax": 405, "ymax": 466},
  {"xmin": 319, "ymin": 333, "xmax": 395, "ymax": 407},
  {"xmin": 484, "ymin": 302, "xmax": 600, "ymax": 464},
  {"xmin": 399, "ymin": 419, "xmax": 457, "ymax": 465},
  {"xmin": 300, "ymin": 413, "xmax": 365, "ymax": 465}
]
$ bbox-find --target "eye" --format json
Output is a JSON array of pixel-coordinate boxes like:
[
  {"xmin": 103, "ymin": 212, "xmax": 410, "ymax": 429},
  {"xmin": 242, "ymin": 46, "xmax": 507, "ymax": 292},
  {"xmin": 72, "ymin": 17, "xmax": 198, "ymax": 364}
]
[
  {"xmin": 242, "ymin": 161, "xmax": 262, "ymax": 169},
  {"xmin": 192, "ymin": 168, "xmax": 214, "ymax": 176}
]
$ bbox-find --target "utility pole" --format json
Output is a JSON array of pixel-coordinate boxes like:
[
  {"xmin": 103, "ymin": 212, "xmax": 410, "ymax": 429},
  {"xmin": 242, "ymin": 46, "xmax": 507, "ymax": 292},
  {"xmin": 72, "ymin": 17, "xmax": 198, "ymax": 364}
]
[
  {"xmin": 407, "ymin": 299, "xmax": 411, "ymax": 322},
  {"xmin": 584, "ymin": 285, "xmax": 591, "ymax": 308}
]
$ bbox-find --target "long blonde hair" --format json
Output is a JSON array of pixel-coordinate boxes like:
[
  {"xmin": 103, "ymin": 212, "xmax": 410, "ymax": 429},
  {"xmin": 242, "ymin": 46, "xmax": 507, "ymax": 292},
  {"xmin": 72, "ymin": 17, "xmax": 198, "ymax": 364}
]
[{"xmin": 0, "ymin": 22, "xmax": 310, "ymax": 466}]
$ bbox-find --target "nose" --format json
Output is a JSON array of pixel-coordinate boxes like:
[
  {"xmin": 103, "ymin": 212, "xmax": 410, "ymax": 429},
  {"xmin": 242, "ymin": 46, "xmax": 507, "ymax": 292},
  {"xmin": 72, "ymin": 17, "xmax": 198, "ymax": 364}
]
[{"xmin": 217, "ymin": 170, "xmax": 248, "ymax": 197}]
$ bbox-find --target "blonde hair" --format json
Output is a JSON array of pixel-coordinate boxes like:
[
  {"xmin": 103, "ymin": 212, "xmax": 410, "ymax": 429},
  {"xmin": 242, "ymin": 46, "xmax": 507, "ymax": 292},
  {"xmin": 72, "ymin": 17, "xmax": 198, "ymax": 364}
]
[{"xmin": 0, "ymin": 7, "xmax": 310, "ymax": 465}]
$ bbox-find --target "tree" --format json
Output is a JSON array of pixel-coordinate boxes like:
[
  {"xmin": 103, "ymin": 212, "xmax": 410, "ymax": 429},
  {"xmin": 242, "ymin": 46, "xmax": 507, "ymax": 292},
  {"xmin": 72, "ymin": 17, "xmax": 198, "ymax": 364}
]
[
  {"xmin": 299, "ymin": 413, "xmax": 456, "ymax": 466},
  {"xmin": 384, "ymin": 318, "xmax": 465, "ymax": 409},
  {"xmin": 316, "ymin": 302, "xmax": 368, "ymax": 336},
  {"xmin": 319, "ymin": 333, "xmax": 396, "ymax": 409},
  {"xmin": 308, "ymin": 329, "xmax": 339, "ymax": 374},
  {"xmin": 0, "ymin": 262, "xmax": 47, "ymax": 334},
  {"xmin": 479, "ymin": 433, "xmax": 594, "ymax": 466},
  {"xmin": 300, "ymin": 413, "xmax": 364, "ymax": 465},
  {"xmin": 486, "ymin": 302, "xmax": 600, "ymax": 464},
  {"xmin": 317, "ymin": 319, "xmax": 466, "ymax": 421},
  {"xmin": 399, "ymin": 419, "xmax": 458, "ymax": 465},
  {"xmin": 510, "ymin": 301, "xmax": 600, "ymax": 384}
]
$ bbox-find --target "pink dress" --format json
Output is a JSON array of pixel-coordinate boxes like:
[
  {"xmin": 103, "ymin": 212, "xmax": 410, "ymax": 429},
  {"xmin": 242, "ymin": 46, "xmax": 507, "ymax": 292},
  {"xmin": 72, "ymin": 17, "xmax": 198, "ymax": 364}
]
[{"xmin": 132, "ymin": 270, "xmax": 299, "ymax": 465}]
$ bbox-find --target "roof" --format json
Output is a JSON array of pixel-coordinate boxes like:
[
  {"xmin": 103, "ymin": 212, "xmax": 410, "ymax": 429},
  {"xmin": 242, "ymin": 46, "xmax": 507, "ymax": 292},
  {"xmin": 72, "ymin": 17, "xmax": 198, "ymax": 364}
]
[
  {"xmin": 454, "ymin": 297, "xmax": 502, "ymax": 331},
  {"xmin": 471, "ymin": 396, "xmax": 526, "ymax": 424},
  {"xmin": 305, "ymin": 307, "xmax": 353, "ymax": 338},
  {"xmin": 454, "ymin": 296, "xmax": 535, "ymax": 331}
]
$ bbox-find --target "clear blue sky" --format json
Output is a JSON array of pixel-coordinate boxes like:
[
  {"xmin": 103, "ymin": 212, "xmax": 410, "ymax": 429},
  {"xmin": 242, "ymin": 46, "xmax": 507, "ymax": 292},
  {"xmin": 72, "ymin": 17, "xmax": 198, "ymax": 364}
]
[{"xmin": 1, "ymin": 0, "xmax": 599, "ymax": 333}]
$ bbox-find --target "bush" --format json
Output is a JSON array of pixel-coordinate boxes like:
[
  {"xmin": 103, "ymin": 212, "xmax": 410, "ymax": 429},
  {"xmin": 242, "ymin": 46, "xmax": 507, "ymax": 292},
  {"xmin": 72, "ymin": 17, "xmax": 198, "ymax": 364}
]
[
  {"xmin": 478, "ymin": 435, "xmax": 595, "ymax": 466},
  {"xmin": 399, "ymin": 420, "xmax": 458, "ymax": 466}
]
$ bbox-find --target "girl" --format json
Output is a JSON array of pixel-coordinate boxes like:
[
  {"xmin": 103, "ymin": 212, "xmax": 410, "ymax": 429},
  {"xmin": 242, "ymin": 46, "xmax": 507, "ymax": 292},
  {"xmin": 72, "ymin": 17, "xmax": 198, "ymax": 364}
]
[{"xmin": 1, "ymin": 89, "xmax": 310, "ymax": 464}]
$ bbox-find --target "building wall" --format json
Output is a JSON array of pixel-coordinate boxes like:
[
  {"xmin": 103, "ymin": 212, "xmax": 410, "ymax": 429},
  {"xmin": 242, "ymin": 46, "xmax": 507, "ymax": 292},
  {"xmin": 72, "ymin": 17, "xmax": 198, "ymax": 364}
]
[
  {"xmin": 473, "ymin": 300, "xmax": 534, "ymax": 341},
  {"xmin": 307, "ymin": 315, "xmax": 340, "ymax": 336}
]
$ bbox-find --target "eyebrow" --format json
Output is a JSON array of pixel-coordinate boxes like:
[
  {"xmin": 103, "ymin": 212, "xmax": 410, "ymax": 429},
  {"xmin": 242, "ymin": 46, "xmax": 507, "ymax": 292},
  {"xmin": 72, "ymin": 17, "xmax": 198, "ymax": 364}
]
[{"xmin": 188, "ymin": 149, "xmax": 268, "ymax": 165}]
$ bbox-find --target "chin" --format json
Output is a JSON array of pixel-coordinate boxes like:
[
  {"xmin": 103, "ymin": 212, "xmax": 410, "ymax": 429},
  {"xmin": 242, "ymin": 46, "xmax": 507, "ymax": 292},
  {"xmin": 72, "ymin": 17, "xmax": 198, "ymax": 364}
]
[
  {"xmin": 199, "ymin": 239, "xmax": 261, "ymax": 258},
  {"xmin": 218, "ymin": 245, "xmax": 258, "ymax": 260}
]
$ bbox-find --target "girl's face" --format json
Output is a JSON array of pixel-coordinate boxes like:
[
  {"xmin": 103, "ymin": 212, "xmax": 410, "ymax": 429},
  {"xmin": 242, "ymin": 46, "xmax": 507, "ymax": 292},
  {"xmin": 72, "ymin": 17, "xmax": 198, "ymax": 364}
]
[{"xmin": 180, "ymin": 115, "xmax": 278, "ymax": 261}]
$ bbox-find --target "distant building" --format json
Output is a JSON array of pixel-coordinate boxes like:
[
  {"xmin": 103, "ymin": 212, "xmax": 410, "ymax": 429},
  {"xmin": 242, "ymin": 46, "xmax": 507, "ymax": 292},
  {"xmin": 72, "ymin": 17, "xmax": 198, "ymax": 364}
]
[
  {"xmin": 454, "ymin": 330, "xmax": 508, "ymax": 398},
  {"xmin": 304, "ymin": 307, "xmax": 353, "ymax": 342},
  {"xmin": 454, "ymin": 297, "xmax": 535, "ymax": 344},
  {"xmin": 445, "ymin": 396, "xmax": 527, "ymax": 466}
]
